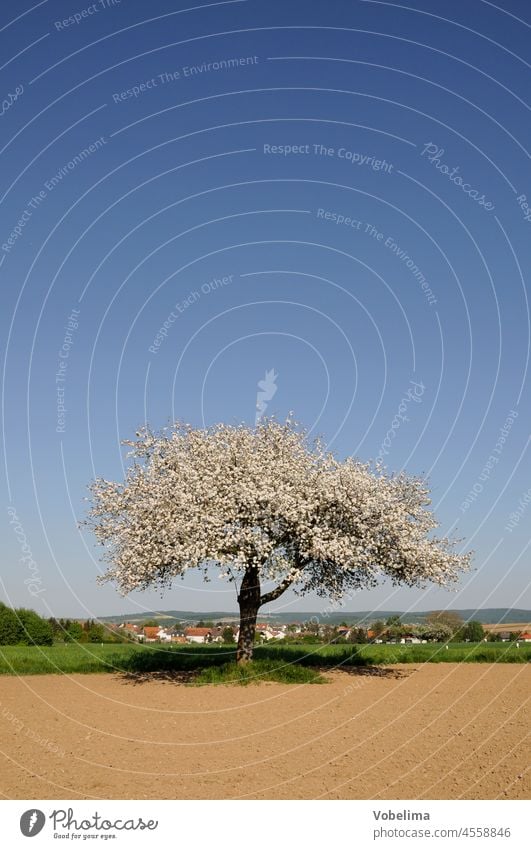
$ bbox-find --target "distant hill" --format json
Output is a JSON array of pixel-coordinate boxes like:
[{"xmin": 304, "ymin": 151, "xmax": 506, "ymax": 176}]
[{"xmin": 98, "ymin": 608, "xmax": 531, "ymax": 626}]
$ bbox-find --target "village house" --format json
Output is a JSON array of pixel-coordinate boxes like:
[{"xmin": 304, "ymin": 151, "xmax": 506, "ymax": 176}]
[
  {"xmin": 255, "ymin": 623, "xmax": 278, "ymax": 641},
  {"xmin": 141, "ymin": 626, "xmax": 160, "ymax": 643},
  {"xmin": 139, "ymin": 625, "xmax": 172, "ymax": 643},
  {"xmin": 184, "ymin": 627, "xmax": 213, "ymax": 644},
  {"xmin": 118, "ymin": 622, "xmax": 140, "ymax": 640},
  {"xmin": 234, "ymin": 623, "xmax": 285, "ymax": 642}
]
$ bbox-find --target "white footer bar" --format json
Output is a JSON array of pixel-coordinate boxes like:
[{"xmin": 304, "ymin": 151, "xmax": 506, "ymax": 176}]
[{"xmin": 2, "ymin": 799, "xmax": 529, "ymax": 848}]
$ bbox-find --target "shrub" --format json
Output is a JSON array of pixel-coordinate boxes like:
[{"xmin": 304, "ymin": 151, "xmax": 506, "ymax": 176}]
[
  {"xmin": 0, "ymin": 605, "xmax": 53, "ymax": 646},
  {"xmin": 194, "ymin": 660, "xmax": 325, "ymax": 685},
  {"xmin": 221, "ymin": 626, "xmax": 235, "ymax": 644},
  {"xmin": 16, "ymin": 608, "xmax": 54, "ymax": 646},
  {"xmin": 0, "ymin": 604, "xmax": 23, "ymax": 645}
]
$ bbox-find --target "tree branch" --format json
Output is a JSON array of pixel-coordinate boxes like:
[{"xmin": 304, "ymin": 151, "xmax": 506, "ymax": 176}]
[{"xmin": 260, "ymin": 574, "xmax": 299, "ymax": 606}]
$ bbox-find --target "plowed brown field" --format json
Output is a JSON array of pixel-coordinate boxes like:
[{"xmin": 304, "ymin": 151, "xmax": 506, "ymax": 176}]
[{"xmin": 0, "ymin": 664, "xmax": 528, "ymax": 799}]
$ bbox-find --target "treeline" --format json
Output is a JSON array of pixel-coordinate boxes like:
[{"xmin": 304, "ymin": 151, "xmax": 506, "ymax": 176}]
[
  {"xmin": 0, "ymin": 603, "xmax": 54, "ymax": 646},
  {"xmin": 368, "ymin": 614, "xmax": 487, "ymax": 643},
  {"xmin": 284, "ymin": 612, "xmax": 518, "ymax": 645},
  {"xmin": 0, "ymin": 604, "xmax": 128, "ymax": 646},
  {"xmin": 48, "ymin": 618, "xmax": 127, "ymax": 644}
]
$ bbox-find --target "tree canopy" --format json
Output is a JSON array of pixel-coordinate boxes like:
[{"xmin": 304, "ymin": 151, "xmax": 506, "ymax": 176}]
[
  {"xmin": 461, "ymin": 620, "xmax": 485, "ymax": 642},
  {"xmin": 87, "ymin": 418, "xmax": 471, "ymax": 661},
  {"xmin": 426, "ymin": 610, "xmax": 464, "ymax": 634}
]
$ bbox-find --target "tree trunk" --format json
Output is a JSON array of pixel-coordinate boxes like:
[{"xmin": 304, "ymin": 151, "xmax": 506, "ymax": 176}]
[{"xmin": 236, "ymin": 566, "xmax": 261, "ymax": 663}]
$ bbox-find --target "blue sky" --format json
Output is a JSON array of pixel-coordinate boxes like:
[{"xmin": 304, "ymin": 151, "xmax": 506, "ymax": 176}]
[{"xmin": 1, "ymin": 0, "xmax": 530, "ymax": 618}]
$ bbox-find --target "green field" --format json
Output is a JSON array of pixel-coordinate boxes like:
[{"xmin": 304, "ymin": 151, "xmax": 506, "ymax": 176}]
[
  {"xmin": 0, "ymin": 640, "xmax": 529, "ymax": 677},
  {"xmin": 0, "ymin": 643, "xmax": 136, "ymax": 675}
]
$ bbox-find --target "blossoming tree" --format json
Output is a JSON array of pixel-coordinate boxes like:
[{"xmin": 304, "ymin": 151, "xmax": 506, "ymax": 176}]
[{"xmin": 87, "ymin": 419, "xmax": 470, "ymax": 662}]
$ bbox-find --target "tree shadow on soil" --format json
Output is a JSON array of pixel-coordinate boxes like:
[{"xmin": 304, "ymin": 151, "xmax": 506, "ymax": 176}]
[
  {"xmin": 119, "ymin": 669, "xmax": 198, "ymax": 685},
  {"xmin": 332, "ymin": 665, "xmax": 409, "ymax": 680},
  {"xmin": 112, "ymin": 644, "xmax": 408, "ymax": 685}
]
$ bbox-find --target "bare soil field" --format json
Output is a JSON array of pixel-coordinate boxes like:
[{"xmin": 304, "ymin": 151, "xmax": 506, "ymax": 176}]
[
  {"xmin": 0, "ymin": 664, "xmax": 528, "ymax": 800},
  {"xmin": 483, "ymin": 622, "xmax": 531, "ymax": 633}
]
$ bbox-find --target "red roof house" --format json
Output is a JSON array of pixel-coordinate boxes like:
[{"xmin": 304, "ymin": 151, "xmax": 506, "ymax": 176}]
[
  {"xmin": 142, "ymin": 626, "xmax": 160, "ymax": 641},
  {"xmin": 184, "ymin": 627, "xmax": 212, "ymax": 643}
]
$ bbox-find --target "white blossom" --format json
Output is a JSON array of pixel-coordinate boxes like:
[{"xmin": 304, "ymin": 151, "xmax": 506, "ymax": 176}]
[{"xmin": 86, "ymin": 418, "xmax": 471, "ymax": 606}]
